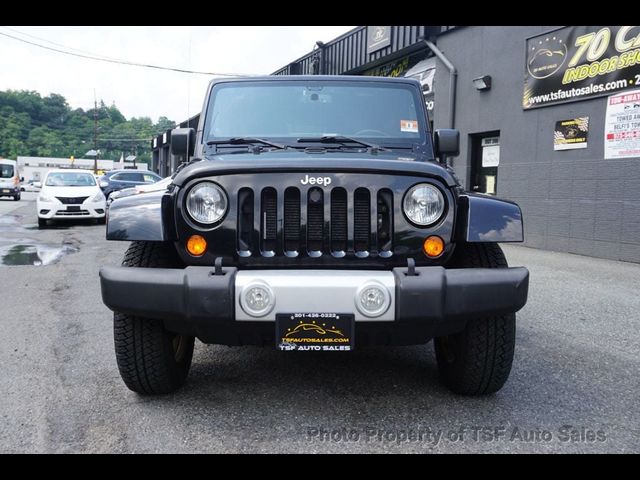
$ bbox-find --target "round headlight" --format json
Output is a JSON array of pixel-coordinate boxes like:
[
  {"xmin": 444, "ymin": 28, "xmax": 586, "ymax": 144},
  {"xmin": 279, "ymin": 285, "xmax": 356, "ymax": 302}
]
[
  {"xmin": 403, "ymin": 184, "xmax": 445, "ymax": 226},
  {"xmin": 186, "ymin": 182, "xmax": 227, "ymax": 224}
]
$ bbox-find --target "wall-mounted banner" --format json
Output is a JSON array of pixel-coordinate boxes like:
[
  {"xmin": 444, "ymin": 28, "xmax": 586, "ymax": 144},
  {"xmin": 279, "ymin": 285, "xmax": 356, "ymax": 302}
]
[
  {"xmin": 554, "ymin": 117, "xmax": 589, "ymax": 150},
  {"xmin": 404, "ymin": 57, "xmax": 436, "ymax": 113},
  {"xmin": 364, "ymin": 54, "xmax": 435, "ymax": 113},
  {"xmin": 604, "ymin": 89, "xmax": 640, "ymax": 159},
  {"xmin": 524, "ymin": 26, "xmax": 640, "ymax": 110}
]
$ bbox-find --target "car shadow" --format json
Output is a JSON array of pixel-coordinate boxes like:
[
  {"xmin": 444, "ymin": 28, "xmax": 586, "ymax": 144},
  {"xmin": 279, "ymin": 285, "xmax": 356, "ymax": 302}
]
[
  {"xmin": 188, "ymin": 343, "xmax": 443, "ymax": 397},
  {"xmin": 137, "ymin": 324, "xmax": 631, "ymax": 435}
]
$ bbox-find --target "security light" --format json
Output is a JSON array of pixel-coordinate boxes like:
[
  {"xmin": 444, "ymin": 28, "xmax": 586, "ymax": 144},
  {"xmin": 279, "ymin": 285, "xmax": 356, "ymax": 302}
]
[{"xmin": 473, "ymin": 75, "xmax": 492, "ymax": 91}]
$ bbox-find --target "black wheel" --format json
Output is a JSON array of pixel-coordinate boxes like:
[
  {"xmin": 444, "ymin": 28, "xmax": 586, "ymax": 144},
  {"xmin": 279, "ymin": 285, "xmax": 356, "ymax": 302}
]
[
  {"xmin": 435, "ymin": 243, "xmax": 516, "ymax": 395},
  {"xmin": 97, "ymin": 217, "xmax": 106, "ymax": 225},
  {"xmin": 14, "ymin": 193, "xmax": 20, "ymax": 201},
  {"xmin": 114, "ymin": 241, "xmax": 195, "ymax": 394},
  {"xmin": 38, "ymin": 218, "xmax": 47, "ymax": 229}
]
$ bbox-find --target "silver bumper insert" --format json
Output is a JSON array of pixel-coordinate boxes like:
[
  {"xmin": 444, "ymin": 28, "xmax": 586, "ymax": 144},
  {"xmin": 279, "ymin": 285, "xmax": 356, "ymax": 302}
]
[{"xmin": 235, "ymin": 270, "xmax": 395, "ymax": 322}]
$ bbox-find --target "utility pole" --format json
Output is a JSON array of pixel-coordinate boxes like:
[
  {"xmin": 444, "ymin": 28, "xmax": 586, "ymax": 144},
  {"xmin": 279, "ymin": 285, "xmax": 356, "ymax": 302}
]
[{"xmin": 93, "ymin": 90, "xmax": 98, "ymax": 173}]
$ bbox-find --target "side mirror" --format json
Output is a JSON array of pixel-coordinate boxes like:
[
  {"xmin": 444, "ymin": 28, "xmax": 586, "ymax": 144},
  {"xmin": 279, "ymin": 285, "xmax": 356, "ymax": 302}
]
[
  {"xmin": 171, "ymin": 128, "xmax": 196, "ymax": 157},
  {"xmin": 100, "ymin": 181, "xmax": 109, "ymax": 189},
  {"xmin": 33, "ymin": 181, "xmax": 42, "ymax": 188},
  {"xmin": 434, "ymin": 129, "xmax": 460, "ymax": 159}
]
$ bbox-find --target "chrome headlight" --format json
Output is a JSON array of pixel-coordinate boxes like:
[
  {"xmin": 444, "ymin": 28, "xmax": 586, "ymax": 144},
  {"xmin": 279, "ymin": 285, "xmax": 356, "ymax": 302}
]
[
  {"xmin": 403, "ymin": 184, "xmax": 445, "ymax": 226},
  {"xmin": 186, "ymin": 182, "xmax": 228, "ymax": 224}
]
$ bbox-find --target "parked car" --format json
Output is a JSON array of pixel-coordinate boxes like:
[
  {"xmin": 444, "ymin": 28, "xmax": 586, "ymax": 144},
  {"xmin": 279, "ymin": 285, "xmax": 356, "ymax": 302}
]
[
  {"xmin": 106, "ymin": 176, "xmax": 173, "ymax": 207},
  {"xmin": 99, "ymin": 170, "xmax": 162, "ymax": 198},
  {"xmin": 0, "ymin": 159, "xmax": 22, "ymax": 201},
  {"xmin": 23, "ymin": 180, "xmax": 42, "ymax": 192},
  {"xmin": 36, "ymin": 169, "xmax": 106, "ymax": 228}
]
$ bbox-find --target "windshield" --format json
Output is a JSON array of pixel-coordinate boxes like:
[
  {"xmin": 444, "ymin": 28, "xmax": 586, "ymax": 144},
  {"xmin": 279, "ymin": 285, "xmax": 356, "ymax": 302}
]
[
  {"xmin": 0, "ymin": 164, "xmax": 15, "ymax": 178},
  {"xmin": 204, "ymin": 81, "xmax": 426, "ymax": 146},
  {"xmin": 45, "ymin": 172, "xmax": 96, "ymax": 187}
]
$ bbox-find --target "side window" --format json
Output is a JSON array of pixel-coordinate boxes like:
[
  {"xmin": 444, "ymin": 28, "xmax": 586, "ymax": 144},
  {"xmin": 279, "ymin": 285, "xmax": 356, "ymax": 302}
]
[
  {"xmin": 110, "ymin": 173, "xmax": 124, "ymax": 181},
  {"xmin": 118, "ymin": 173, "xmax": 141, "ymax": 182},
  {"xmin": 143, "ymin": 174, "xmax": 159, "ymax": 183}
]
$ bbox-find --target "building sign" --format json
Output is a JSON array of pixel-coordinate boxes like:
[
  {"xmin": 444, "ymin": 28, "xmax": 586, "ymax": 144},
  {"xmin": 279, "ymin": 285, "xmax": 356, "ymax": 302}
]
[
  {"xmin": 554, "ymin": 117, "xmax": 589, "ymax": 150},
  {"xmin": 604, "ymin": 89, "xmax": 640, "ymax": 159},
  {"xmin": 523, "ymin": 26, "xmax": 640, "ymax": 110},
  {"xmin": 367, "ymin": 26, "xmax": 391, "ymax": 55},
  {"xmin": 364, "ymin": 56, "xmax": 409, "ymax": 78}
]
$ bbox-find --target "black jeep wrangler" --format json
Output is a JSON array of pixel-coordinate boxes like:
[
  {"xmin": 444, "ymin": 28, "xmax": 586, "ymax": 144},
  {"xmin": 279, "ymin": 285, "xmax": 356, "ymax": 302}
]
[{"xmin": 100, "ymin": 76, "xmax": 529, "ymax": 396}]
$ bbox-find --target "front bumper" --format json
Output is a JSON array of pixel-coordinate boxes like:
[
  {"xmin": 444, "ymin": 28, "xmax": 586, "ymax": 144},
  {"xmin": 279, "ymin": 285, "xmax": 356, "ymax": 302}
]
[
  {"xmin": 99, "ymin": 265, "xmax": 529, "ymax": 345},
  {"xmin": 37, "ymin": 200, "xmax": 106, "ymax": 219},
  {"xmin": 0, "ymin": 187, "xmax": 19, "ymax": 197}
]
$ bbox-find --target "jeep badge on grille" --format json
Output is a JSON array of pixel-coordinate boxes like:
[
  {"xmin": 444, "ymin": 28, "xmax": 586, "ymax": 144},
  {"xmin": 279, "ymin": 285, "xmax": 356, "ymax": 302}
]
[{"xmin": 301, "ymin": 175, "xmax": 332, "ymax": 186}]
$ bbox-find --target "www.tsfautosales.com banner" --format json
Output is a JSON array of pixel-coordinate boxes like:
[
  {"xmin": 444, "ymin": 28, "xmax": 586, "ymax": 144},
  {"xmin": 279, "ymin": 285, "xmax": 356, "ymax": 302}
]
[{"xmin": 523, "ymin": 26, "xmax": 640, "ymax": 110}]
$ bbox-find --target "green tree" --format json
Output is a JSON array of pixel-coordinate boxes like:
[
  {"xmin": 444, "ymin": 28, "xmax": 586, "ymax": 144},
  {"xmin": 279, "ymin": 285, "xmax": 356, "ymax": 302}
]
[
  {"xmin": 27, "ymin": 126, "xmax": 64, "ymax": 157},
  {"xmin": 41, "ymin": 94, "xmax": 69, "ymax": 126},
  {"xmin": 0, "ymin": 89, "xmax": 175, "ymax": 163},
  {"xmin": 155, "ymin": 116, "xmax": 176, "ymax": 133}
]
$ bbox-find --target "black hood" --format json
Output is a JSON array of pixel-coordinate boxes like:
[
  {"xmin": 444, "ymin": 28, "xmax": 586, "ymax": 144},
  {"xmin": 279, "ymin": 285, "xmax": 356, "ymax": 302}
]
[{"xmin": 172, "ymin": 150, "xmax": 458, "ymax": 187}]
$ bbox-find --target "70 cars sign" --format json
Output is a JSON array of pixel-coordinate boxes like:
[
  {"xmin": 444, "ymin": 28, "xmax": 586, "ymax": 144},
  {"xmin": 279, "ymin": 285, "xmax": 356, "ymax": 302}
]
[{"xmin": 523, "ymin": 26, "xmax": 640, "ymax": 110}]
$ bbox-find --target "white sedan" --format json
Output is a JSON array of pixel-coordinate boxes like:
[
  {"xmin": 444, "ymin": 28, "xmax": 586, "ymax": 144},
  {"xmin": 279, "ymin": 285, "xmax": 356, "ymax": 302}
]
[{"xmin": 36, "ymin": 169, "xmax": 106, "ymax": 228}]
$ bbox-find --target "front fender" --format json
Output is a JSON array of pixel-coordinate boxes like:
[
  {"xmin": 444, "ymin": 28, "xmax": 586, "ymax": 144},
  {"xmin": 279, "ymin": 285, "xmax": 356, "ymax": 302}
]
[
  {"xmin": 106, "ymin": 191, "xmax": 176, "ymax": 241},
  {"xmin": 456, "ymin": 193, "xmax": 524, "ymax": 243}
]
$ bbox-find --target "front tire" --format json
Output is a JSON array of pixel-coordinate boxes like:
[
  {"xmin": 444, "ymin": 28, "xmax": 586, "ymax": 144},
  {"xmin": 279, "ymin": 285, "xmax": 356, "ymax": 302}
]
[
  {"xmin": 435, "ymin": 243, "xmax": 516, "ymax": 395},
  {"xmin": 38, "ymin": 218, "xmax": 47, "ymax": 229},
  {"xmin": 114, "ymin": 241, "xmax": 195, "ymax": 394},
  {"xmin": 14, "ymin": 193, "xmax": 20, "ymax": 201}
]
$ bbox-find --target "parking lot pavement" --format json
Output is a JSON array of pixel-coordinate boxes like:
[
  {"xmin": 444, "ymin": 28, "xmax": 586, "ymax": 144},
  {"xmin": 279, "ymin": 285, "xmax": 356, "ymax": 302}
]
[
  {"xmin": 0, "ymin": 192, "xmax": 36, "ymax": 216},
  {"xmin": 0, "ymin": 198, "xmax": 638, "ymax": 453}
]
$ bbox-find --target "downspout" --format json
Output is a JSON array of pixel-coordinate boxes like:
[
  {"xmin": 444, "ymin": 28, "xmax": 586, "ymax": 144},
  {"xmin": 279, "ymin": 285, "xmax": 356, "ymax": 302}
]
[
  {"xmin": 316, "ymin": 41, "xmax": 325, "ymax": 75},
  {"xmin": 422, "ymin": 39, "xmax": 457, "ymax": 129}
]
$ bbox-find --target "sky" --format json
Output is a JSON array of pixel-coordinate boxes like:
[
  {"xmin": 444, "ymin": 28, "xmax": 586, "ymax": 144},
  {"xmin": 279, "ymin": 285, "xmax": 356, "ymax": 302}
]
[{"xmin": 0, "ymin": 26, "xmax": 354, "ymax": 123}]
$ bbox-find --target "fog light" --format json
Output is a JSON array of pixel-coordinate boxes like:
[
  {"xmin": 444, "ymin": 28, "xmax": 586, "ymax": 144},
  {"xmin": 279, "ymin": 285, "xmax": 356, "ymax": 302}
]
[
  {"xmin": 355, "ymin": 282, "xmax": 390, "ymax": 318},
  {"xmin": 240, "ymin": 282, "xmax": 275, "ymax": 317},
  {"xmin": 186, "ymin": 234, "xmax": 207, "ymax": 256},
  {"xmin": 423, "ymin": 235, "xmax": 444, "ymax": 258}
]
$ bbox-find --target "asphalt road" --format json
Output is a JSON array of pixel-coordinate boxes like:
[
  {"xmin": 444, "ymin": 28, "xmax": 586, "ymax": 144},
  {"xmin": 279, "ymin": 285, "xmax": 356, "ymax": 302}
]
[{"xmin": 0, "ymin": 193, "xmax": 638, "ymax": 453}]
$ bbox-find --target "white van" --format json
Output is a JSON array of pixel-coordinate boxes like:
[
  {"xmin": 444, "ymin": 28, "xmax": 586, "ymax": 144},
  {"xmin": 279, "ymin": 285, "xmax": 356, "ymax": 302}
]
[{"xmin": 0, "ymin": 159, "xmax": 21, "ymax": 201}]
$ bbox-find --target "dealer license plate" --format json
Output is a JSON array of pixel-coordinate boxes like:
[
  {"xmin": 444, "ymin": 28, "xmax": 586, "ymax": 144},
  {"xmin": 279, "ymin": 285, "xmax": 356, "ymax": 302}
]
[
  {"xmin": 276, "ymin": 313, "xmax": 354, "ymax": 352},
  {"xmin": 1, "ymin": 189, "xmax": 10, "ymax": 193},
  {"xmin": 66, "ymin": 206, "xmax": 81, "ymax": 211}
]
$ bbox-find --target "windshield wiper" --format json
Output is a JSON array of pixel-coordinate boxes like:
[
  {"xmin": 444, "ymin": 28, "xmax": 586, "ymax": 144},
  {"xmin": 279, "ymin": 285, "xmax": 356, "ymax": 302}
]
[
  {"xmin": 207, "ymin": 137, "xmax": 287, "ymax": 150},
  {"xmin": 297, "ymin": 135, "xmax": 387, "ymax": 152}
]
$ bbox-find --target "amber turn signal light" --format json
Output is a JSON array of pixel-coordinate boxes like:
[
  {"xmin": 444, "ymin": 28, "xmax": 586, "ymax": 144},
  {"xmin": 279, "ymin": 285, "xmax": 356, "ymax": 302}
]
[
  {"xmin": 423, "ymin": 236, "xmax": 444, "ymax": 258},
  {"xmin": 186, "ymin": 235, "xmax": 207, "ymax": 256}
]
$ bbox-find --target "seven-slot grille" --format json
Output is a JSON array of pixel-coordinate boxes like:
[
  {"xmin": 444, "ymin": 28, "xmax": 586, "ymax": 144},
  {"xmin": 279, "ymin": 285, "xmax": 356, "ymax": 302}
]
[
  {"xmin": 56, "ymin": 196, "xmax": 89, "ymax": 205},
  {"xmin": 237, "ymin": 186, "xmax": 393, "ymax": 258}
]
